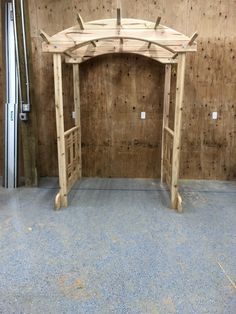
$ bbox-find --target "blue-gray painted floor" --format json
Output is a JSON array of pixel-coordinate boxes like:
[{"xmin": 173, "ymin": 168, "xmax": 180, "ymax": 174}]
[{"xmin": 0, "ymin": 178, "xmax": 236, "ymax": 314}]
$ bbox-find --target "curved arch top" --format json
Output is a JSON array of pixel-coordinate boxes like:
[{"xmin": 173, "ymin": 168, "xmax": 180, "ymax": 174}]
[{"xmin": 41, "ymin": 16, "xmax": 197, "ymax": 64}]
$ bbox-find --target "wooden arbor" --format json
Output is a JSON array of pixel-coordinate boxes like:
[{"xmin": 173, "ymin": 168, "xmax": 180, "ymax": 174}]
[{"xmin": 41, "ymin": 11, "xmax": 197, "ymax": 211}]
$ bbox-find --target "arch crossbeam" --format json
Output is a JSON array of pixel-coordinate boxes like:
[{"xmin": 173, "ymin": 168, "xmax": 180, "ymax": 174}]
[{"xmin": 66, "ymin": 36, "xmax": 176, "ymax": 54}]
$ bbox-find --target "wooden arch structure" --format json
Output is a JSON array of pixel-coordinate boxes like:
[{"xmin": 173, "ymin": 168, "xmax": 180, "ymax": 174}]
[{"xmin": 41, "ymin": 10, "xmax": 197, "ymax": 211}]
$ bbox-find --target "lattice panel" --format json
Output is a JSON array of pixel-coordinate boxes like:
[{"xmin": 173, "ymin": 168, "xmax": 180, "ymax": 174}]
[
  {"xmin": 163, "ymin": 129, "xmax": 173, "ymax": 189},
  {"xmin": 65, "ymin": 126, "xmax": 81, "ymax": 191}
]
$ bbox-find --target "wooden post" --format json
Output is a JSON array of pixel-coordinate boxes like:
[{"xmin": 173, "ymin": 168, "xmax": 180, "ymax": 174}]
[
  {"xmin": 73, "ymin": 64, "xmax": 82, "ymax": 178},
  {"xmin": 161, "ymin": 64, "xmax": 171, "ymax": 183},
  {"xmin": 171, "ymin": 53, "xmax": 186, "ymax": 211},
  {"xmin": 53, "ymin": 54, "xmax": 68, "ymax": 209}
]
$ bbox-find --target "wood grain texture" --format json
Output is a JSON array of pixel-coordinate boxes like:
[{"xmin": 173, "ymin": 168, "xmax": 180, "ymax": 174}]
[
  {"xmin": 41, "ymin": 18, "xmax": 196, "ymax": 54},
  {"xmin": 0, "ymin": 0, "xmax": 236, "ymax": 180},
  {"xmin": 15, "ymin": 0, "xmax": 38, "ymax": 186},
  {"xmin": 80, "ymin": 54, "xmax": 164, "ymax": 178}
]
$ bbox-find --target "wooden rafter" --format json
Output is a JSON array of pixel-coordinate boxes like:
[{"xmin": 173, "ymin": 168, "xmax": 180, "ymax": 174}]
[
  {"xmin": 188, "ymin": 32, "xmax": 198, "ymax": 46},
  {"xmin": 40, "ymin": 29, "xmax": 51, "ymax": 44},
  {"xmin": 154, "ymin": 16, "xmax": 161, "ymax": 29},
  {"xmin": 172, "ymin": 52, "xmax": 178, "ymax": 59},
  {"xmin": 77, "ymin": 13, "xmax": 85, "ymax": 30},
  {"xmin": 117, "ymin": 8, "xmax": 122, "ymax": 26}
]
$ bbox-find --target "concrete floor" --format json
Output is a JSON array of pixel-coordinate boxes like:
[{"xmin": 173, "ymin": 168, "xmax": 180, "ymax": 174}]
[{"xmin": 0, "ymin": 178, "xmax": 236, "ymax": 314}]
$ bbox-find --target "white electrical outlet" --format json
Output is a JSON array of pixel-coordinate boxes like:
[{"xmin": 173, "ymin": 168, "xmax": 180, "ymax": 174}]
[
  {"xmin": 212, "ymin": 112, "xmax": 218, "ymax": 120},
  {"xmin": 72, "ymin": 111, "xmax": 76, "ymax": 119},
  {"xmin": 141, "ymin": 112, "xmax": 146, "ymax": 120}
]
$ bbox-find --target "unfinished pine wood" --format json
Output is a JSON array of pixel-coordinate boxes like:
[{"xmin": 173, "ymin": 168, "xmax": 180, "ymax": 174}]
[
  {"xmin": 171, "ymin": 53, "xmax": 186, "ymax": 211},
  {"xmin": 39, "ymin": 30, "xmax": 50, "ymax": 43},
  {"xmin": 73, "ymin": 64, "xmax": 82, "ymax": 178},
  {"xmin": 77, "ymin": 13, "xmax": 85, "ymax": 30},
  {"xmin": 41, "ymin": 11, "xmax": 197, "ymax": 209},
  {"xmin": 64, "ymin": 126, "xmax": 80, "ymax": 190},
  {"xmin": 163, "ymin": 129, "xmax": 173, "ymax": 189},
  {"xmin": 41, "ymin": 17, "xmax": 197, "ymax": 56},
  {"xmin": 161, "ymin": 64, "xmax": 171, "ymax": 183},
  {"xmin": 53, "ymin": 53, "xmax": 68, "ymax": 209},
  {"xmin": 64, "ymin": 40, "xmax": 177, "ymax": 64}
]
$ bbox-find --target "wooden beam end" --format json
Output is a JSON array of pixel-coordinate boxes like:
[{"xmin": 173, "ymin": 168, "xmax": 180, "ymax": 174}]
[
  {"xmin": 39, "ymin": 30, "xmax": 50, "ymax": 44},
  {"xmin": 154, "ymin": 16, "xmax": 161, "ymax": 29},
  {"xmin": 117, "ymin": 8, "xmax": 122, "ymax": 26},
  {"xmin": 54, "ymin": 192, "xmax": 61, "ymax": 210},
  {"xmin": 188, "ymin": 32, "xmax": 198, "ymax": 46},
  {"xmin": 77, "ymin": 13, "xmax": 85, "ymax": 30},
  {"xmin": 177, "ymin": 193, "xmax": 183, "ymax": 213},
  {"xmin": 91, "ymin": 41, "xmax": 97, "ymax": 47},
  {"xmin": 172, "ymin": 52, "xmax": 178, "ymax": 59}
]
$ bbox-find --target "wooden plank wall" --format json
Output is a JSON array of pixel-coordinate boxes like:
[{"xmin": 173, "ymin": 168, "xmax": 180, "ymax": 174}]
[{"xmin": 0, "ymin": 0, "xmax": 235, "ymax": 180}]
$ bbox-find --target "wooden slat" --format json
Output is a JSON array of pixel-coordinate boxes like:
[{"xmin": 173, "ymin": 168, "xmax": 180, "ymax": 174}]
[
  {"xmin": 163, "ymin": 130, "xmax": 173, "ymax": 189},
  {"xmin": 64, "ymin": 125, "xmax": 79, "ymax": 137},
  {"xmin": 64, "ymin": 126, "xmax": 81, "ymax": 191},
  {"xmin": 43, "ymin": 41, "xmax": 197, "ymax": 54},
  {"xmin": 165, "ymin": 126, "xmax": 174, "ymax": 137},
  {"xmin": 65, "ymin": 56, "xmax": 177, "ymax": 64}
]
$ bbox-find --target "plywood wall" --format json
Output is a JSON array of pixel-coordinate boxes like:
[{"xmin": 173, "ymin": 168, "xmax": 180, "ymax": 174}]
[
  {"xmin": 0, "ymin": 0, "xmax": 236, "ymax": 180},
  {"xmin": 80, "ymin": 54, "xmax": 164, "ymax": 178}
]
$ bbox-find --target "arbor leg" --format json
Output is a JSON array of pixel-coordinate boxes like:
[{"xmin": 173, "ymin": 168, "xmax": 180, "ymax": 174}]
[
  {"xmin": 171, "ymin": 54, "xmax": 186, "ymax": 211},
  {"xmin": 73, "ymin": 64, "xmax": 82, "ymax": 179},
  {"xmin": 53, "ymin": 54, "xmax": 68, "ymax": 209},
  {"xmin": 161, "ymin": 64, "xmax": 171, "ymax": 183}
]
